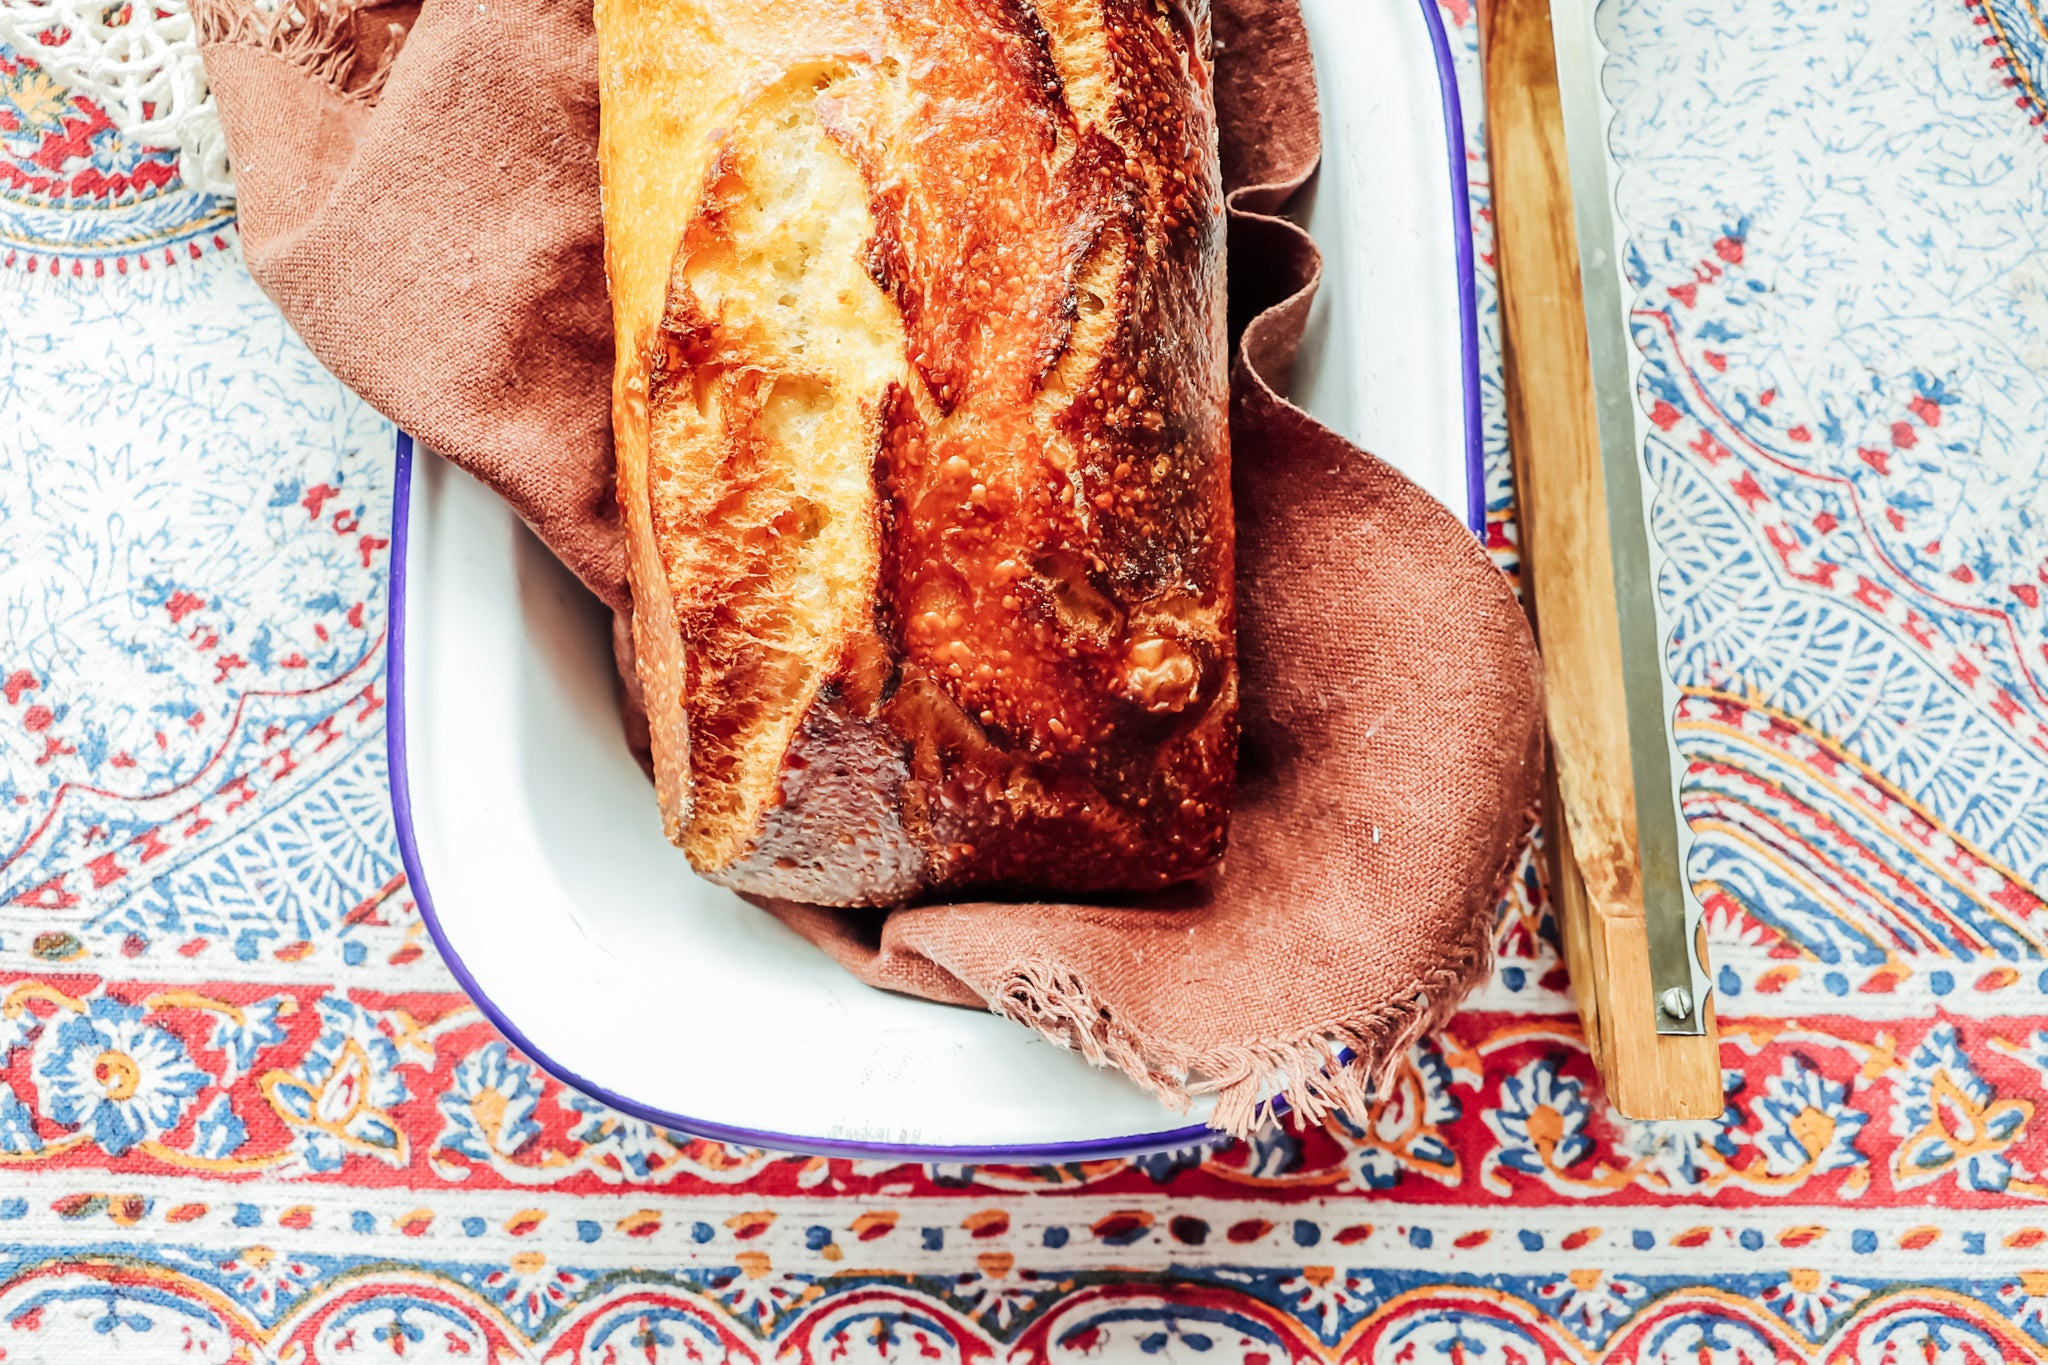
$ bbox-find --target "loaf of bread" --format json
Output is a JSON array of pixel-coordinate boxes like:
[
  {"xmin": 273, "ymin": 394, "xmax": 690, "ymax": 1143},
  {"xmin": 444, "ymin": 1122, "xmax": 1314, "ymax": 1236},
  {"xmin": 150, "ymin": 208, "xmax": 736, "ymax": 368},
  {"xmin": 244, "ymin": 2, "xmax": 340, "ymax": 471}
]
[{"xmin": 596, "ymin": 0, "xmax": 1235, "ymax": 905}]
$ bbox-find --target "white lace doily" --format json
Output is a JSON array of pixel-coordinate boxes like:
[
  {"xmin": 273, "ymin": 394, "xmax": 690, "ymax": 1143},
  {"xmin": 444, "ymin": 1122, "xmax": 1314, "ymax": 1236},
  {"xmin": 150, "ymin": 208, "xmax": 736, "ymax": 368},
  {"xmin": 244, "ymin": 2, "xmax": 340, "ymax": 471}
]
[{"xmin": 0, "ymin": 0, "xmax": 234, "ymax": 195}]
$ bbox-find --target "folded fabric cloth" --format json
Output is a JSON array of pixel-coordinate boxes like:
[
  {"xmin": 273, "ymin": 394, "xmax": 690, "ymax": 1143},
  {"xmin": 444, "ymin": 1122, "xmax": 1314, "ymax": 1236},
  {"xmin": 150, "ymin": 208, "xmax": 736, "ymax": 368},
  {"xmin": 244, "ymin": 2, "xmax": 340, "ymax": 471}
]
[{"xmin": 197, "ymin": 0, "xmax": 1545, "ymax": 1133}]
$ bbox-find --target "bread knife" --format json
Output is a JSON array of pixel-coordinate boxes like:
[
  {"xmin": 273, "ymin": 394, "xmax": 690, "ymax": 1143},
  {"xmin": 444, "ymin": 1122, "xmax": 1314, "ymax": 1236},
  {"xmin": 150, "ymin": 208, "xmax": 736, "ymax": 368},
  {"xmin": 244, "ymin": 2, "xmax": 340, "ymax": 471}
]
[{"xmin": 1480, "ymin": 0, "xmax": 1723, "ymax": 1114}]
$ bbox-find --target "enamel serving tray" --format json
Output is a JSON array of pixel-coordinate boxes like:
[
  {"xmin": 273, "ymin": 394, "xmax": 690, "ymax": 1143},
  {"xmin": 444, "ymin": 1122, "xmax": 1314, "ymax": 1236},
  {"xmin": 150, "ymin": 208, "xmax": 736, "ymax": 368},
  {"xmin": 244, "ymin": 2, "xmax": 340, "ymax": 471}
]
[{"xmin": 390, "ymin": 0, "xmax": 1486, "ymax": 1160}]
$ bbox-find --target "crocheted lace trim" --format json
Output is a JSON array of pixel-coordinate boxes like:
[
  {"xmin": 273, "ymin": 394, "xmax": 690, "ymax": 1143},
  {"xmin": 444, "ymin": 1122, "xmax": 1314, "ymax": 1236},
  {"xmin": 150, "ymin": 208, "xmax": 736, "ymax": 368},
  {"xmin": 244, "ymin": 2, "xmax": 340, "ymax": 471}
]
[{"xmin": 1, "ymin": 0, "xmax": 234, "ymax": 194}]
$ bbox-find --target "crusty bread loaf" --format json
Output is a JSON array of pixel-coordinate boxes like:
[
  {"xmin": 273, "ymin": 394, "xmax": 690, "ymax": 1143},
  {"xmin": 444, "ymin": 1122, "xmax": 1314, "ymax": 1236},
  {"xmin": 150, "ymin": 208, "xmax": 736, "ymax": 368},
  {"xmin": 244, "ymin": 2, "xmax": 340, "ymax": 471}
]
[{"xmin": 597, "ymin": 0, "xmax": 1234, "ymax": 905}]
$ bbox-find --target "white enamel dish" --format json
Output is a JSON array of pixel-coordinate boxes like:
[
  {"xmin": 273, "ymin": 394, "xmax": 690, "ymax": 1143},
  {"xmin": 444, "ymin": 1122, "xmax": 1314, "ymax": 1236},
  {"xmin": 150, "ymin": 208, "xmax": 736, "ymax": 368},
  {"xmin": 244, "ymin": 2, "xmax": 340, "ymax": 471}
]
[{"xmin": 390, "ymin": 0, "xmax": 1486, "ymax": 1159}]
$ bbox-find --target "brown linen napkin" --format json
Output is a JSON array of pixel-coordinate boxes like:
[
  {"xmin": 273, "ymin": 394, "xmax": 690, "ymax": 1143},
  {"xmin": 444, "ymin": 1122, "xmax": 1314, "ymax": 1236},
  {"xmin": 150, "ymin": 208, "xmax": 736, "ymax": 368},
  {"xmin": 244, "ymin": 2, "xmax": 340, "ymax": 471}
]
[{"xmin": 199, "ymin": 0, "xmax": 1545, "ymax": 1134}]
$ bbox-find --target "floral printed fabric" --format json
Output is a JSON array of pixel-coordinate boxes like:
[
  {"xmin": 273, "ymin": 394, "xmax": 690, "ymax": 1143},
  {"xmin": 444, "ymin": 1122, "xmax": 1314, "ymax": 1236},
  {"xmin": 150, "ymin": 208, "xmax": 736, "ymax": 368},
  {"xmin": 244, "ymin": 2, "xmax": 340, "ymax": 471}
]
[{"xmin": 4, "ymin": 2, "xmax": 2048, "ymax": 1361}]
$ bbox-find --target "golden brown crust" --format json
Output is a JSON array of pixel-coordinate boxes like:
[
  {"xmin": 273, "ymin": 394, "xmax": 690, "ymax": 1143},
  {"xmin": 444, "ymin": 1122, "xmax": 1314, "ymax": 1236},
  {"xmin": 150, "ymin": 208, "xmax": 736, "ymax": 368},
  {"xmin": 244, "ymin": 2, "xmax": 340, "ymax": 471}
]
[{"xmin": 601, "ymin": 0, "xmax": 1233, "ymax": 904}]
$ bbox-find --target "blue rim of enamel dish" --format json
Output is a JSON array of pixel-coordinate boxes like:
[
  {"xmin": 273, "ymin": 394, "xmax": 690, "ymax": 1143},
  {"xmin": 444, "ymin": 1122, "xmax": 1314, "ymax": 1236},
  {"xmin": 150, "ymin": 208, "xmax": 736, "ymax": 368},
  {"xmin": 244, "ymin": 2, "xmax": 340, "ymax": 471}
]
[
  {"xmin": 1423, "ymin": 0, "xmax": 1489, "ymax": 537},
  {"xmin": 387, "ymin": 0, "xmax": 1488, "ymax": 1161}
]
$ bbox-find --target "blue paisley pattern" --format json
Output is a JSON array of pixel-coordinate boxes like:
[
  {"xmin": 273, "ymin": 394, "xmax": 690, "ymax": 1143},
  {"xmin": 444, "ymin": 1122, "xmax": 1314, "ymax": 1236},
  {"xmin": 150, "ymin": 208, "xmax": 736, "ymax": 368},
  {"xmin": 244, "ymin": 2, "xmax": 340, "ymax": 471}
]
[{"xmin": 1, "ymin": 3, "xmax": 2047, "ymax": 1359}]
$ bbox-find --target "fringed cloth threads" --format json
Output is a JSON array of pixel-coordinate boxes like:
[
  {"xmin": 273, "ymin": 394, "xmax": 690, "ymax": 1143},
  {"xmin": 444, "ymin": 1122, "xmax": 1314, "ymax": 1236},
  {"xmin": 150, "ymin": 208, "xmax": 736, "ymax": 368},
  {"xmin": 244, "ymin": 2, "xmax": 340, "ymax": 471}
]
[
  {"xmin": 995, "ymin": 962, "xmax": 1192, "ymax": 1105},
  {"xmin": 990, "ymin": 848, "xmax": 1508, "ymax": 1140},
  {"xmin": 192, "ymin": 0, "xmax": 405, "ymax": 105}
]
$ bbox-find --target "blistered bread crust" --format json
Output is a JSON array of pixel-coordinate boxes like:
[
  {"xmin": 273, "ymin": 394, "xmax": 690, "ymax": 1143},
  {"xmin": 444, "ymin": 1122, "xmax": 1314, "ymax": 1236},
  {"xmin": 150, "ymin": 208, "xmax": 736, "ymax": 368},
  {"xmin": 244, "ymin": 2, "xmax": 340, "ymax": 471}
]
[{"xmin": 598, "ymin": 0, "xmax": 1233, "ymax": 904}]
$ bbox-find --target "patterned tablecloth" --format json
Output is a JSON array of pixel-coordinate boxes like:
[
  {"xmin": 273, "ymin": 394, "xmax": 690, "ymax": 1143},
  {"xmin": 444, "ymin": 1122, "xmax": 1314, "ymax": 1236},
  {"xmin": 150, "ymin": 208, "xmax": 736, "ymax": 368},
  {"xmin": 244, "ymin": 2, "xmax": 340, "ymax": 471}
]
[{"xmin": 4, "ymin": 1, "xmax": 2048, "ymax": 1360}]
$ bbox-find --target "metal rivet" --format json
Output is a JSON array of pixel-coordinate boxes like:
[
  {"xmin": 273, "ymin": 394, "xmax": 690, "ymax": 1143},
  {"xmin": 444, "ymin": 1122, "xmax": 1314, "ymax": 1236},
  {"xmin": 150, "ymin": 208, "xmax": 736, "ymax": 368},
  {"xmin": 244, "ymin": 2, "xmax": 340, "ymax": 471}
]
[{"xmin": 1659, "ymin": 986, "xmax": 1693, "ymax": 1020}]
